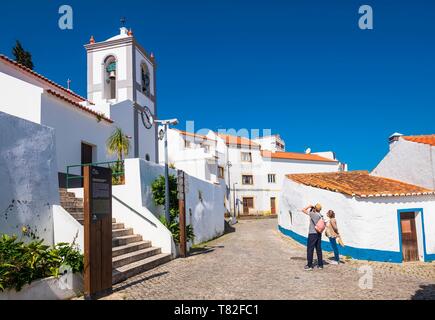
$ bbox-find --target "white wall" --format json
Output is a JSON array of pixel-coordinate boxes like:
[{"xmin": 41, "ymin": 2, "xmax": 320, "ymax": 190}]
[
  {"xmin": 185, "ymin": 174, "xmax": 225, "ymax": 244},
  {"xmin": 112, "ymin": 159, "xmax": 175, "ymax": 255},
  {"xmin": 0, "ymin": 112, "xmax": 59, "ymax": 244},
  {"xmin": 114, "ymin": 158, "xmax": 225, "ymax": 248},
  {"xmin": 279, "ymin": 178, "xmax": 435, "ymax": 262},
  {"xmin": 372, "ymin": 138, "xmax": 435, "ymax": 190},
  {"xmin": 0, "ymin": 71, "xmax": 43, "ymax": 123},
  {"xmin": 40, "ymin": 93, "xmax": 115, "ymax": 175}
]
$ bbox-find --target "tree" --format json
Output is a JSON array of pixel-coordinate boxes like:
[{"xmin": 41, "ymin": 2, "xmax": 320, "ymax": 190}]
[
  {"xmin": 106, "ymin": 127, "xmax": 130, "ymax": 162},
  {"xmin": 12, "ymin": 41, "xmax": 34, "ymax": 70},
  {"xmin": 151, "ymin": 175, "xmax": 195, "ymax": 244},
  {"xmin": 106, "ymin": 128, "xmax": 130, "ymax": 183}
]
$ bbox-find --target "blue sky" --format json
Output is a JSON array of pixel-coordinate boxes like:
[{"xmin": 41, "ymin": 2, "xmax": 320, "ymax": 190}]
[{"xmin": 1, "ymin": 0, "xmax": 434, "ymax": 170}]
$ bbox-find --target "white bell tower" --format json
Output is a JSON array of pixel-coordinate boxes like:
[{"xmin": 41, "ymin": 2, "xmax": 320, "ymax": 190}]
[{"xmin": 84, "ymin": 26, "xmax": 159, "ymax": 162}]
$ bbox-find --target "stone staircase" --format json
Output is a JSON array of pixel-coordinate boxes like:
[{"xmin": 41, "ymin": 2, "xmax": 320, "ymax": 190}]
[{"xmin": 59, "ymin": 189, "xmax": 172, "ymax": 284}]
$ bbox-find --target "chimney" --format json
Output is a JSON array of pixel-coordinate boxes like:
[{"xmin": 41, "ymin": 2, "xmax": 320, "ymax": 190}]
[{"xmin": 388, "ymin": 132, "xmax": 403, "ymax": 150}]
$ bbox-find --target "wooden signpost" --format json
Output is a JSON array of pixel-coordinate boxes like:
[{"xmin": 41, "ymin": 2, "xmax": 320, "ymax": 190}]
[
  {"xmin": 177, "ymin": 170, "xmax": 187, "ymax": 258},
  {"xmin": 83, "ymin": 166, "xmax": 113, "ymax": 299}
]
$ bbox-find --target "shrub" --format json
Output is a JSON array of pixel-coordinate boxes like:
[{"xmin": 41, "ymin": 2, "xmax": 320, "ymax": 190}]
[
  {"xmin": 152, "ymin": 175, "xmax": 195, "ymax": 244},
  {"xmin": 0, "ymin": 234, "xmax": 83, "ymax": 292}
]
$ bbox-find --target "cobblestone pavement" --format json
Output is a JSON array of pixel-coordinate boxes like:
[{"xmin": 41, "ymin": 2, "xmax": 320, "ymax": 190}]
[{"xmin": 103, "ymin": 219, "xmax": 435, "ymax": 300}]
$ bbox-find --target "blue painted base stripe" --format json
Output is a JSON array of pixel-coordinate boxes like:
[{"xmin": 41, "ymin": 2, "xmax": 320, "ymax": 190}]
[
  {"xmin": 278, "ymin": 225, "xmax": 403, "ymax": 263},
  {"xmin": 425, "ymin": 253, "xmax": 435, "ymax": 262}
]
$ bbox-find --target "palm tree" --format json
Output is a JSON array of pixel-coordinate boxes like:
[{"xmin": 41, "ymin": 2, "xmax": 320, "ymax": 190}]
[{"xmin": 106, "ymin": 128, "xmax": 130, "ymax": 181}]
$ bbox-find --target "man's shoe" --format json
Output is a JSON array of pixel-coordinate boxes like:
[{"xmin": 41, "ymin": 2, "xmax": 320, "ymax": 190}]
[
  {"xmin": 329, "ymin": 260, "xmax": 339, "ymax": 265},
  {"xmin": 317, "ymin": 265, "xmax": 324, "ymax": 270},
  {"xmin": 304, "ymin": 265, "xmax": 314, "ymax": 271}
]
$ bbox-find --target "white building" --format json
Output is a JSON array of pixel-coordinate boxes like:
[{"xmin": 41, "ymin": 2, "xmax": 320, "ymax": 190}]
[
  {"xmin": 279, "ymin": 171, "xmax": 435, "ymax": 263},
  {"xmin": 0, "ymin": 27, "xmax": 159, "ymax": 187},
  {"xmin": 372, "ymin": 133, "xmax": 435, "ymax": 190},
  {"xmin": 158, "ymin": 129, "xmax": 222, "ymax": 184},
  {"xmin": 0, "ymin": 27, "xmax": 226, "ymax": 282},
  {"xmin": 163, "ymin": 129, "xmax": 346, "ymax": 216}
]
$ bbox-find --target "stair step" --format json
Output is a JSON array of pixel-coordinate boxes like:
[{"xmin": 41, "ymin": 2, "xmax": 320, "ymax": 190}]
[
  {"xmin": 112, "ymin": 228, "xmax": 134, "ymax": 238},
  {"xmin": 112, "ymin": 253, "xmax": 172, "ymax": 284},
  {"xmin": 112, "ymin": 241, "xmax": 152, "ymax": 258},
  {"xmin": 63, "ymin": 207, "xmax": 83, "ymax": 213},
  {"xmin": 112, "ymin": 222, "xmax": 125, "ymax": 230},
  {"xmin": 112, "ymin": 247, "xmax": 162, "ymax": 268},
  {"xmin": 112, "ymin": 234, "xmax": 143, "ymax": 247},
  {"xmin": 59, "ymin": 192, "xmax": 77, "ymax": 198},
  {"xmin": 71, "ymin": 213, "xmax": 84, "ymax": 219},
  {"xmin": 60, "ymin": 201, "xmax": 83, "ymax": 207}
]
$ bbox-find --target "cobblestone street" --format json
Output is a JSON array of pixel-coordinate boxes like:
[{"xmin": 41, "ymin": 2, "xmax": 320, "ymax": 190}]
[{"xmin": 104, "ymin": 219, "xmax": 435, "ymax": 300}]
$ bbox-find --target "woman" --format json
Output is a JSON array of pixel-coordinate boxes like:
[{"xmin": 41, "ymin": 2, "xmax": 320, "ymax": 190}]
[{"xmin": 325, "ymin": 210, "xmax": 340, "ymax": 265}]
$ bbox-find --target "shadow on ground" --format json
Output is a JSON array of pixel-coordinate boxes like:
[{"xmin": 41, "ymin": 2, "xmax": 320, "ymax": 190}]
[
  {"xmin": 224, "ymin": 220, "xmax": 236, "ymax": 234},
  {"xmin": 112, "ymin": 271, "xmax": 169, "ymax": 293},
  {"xmin": 411, "ymin": 284, "xmax": 435, "ymax": 300},
  {"xmin": 189, "ymin": 245, "xmax": 224, "ymax": 257}
]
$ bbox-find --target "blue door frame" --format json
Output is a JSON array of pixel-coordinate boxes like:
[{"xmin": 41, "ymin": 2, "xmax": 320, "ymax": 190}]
[{"xmin": 397, "ymin": 208, "xmax": 433, "ymax": 262}]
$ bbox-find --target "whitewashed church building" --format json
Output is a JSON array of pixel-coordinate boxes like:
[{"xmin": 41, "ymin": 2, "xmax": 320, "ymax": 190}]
[{"xmin": 0, "ymin": 27, "xmax": 225, "ymax": 284}]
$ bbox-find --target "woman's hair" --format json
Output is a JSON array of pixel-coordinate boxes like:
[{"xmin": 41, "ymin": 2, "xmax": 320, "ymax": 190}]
[{"xmin": 327, "ymin": 210, "xmax": 335, "ymax": 218}]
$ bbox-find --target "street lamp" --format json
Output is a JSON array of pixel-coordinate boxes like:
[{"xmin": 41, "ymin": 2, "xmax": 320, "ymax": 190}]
[
  {"xmin": 233, "ymin": 182, "xmax": 238, "ymax": 219},
  {"xmin": 155, "ymin": 118, "xmax": 179, "ymax": 222}
]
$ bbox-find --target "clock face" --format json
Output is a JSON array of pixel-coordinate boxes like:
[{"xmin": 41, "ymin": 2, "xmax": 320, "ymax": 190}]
[{"xmin": 140, "ymin": 105, "xmax": 154, "ymax": 129}]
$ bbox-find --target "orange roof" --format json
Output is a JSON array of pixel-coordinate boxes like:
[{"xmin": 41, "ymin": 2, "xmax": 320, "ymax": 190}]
[
  {"xmin": 287, "ymin": 171, "xmax": 434, "ymax": 198},
  {"xmin": 262, "ymin": 150, "xmax": 337, "ymax": 163},
  {"xmin": 0, "ymin": 54, "xmax": 91, "ymax": 104},
  {"xmin": 176, "ymin": 130, "xmax": 215, "ymax": 142},
  {"xmin": 218, "ymin": 133, "xmax": 259, "ymax": 148},
  {"xmin": 403, "ymin": 135, "xmax": 435, "ymax": 147},
  {"xmin": 46, "ymin": 90, "xmax": 113, "ymax": 124}
]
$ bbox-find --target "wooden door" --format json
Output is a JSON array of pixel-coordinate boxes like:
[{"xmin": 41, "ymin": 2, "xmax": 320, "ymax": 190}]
[
  {"xmin": 400, "ymin": 212, "xmax": 419, "ymax": 262},
  {"xmin": 270, "ymin": 197, "xmax": 276, "ymax": 214},
  {"xmin": 243, "ymin": 197, "xmax": 254, "ymax": 214}
]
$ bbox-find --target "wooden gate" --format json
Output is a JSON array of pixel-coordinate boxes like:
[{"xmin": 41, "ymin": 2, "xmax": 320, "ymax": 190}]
[
  {"xmin": 243, "ymin": 197, "xmax": 254, "ymax": 214},
  {"xmin": 400, "ymin": 212, "xmax": 419, "ymax": 262}
]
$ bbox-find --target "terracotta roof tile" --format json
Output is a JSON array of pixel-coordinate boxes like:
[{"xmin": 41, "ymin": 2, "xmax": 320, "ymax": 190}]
[
  {"xmin": 403, "ymin": 135, "xmax": 435, "ymax": 147},
  {"xmin": 0, "ymin": 54, "xmax": 91, "ymax": 104},
  {"xmin": 262, "ymin": 151, "xmax": 337, "ymax": 163},
  {"xmin": 287, "ymin": 171, "xmax": 434, "ymax": 198},
  {"xmin": 46, "ymin": 90, "xmax": 113, "ymax": 124},
  {"xmin": 176, "ymin": 130, "xmax": 216, "ymax": 142},
  {"xmin": 218, "ymin": 133, "xmax": 259, "ymax": 148}
]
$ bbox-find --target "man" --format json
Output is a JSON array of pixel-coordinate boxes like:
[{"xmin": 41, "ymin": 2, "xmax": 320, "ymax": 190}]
[{"xmin": 301, "ymin": 203, "xmax": 324, "ymax": 271}]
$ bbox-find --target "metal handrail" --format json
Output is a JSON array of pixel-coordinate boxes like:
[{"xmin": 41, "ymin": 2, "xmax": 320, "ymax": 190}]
[
  {"xmin": 66, "ymin": 160, "xmax": 125, "ymax": 188},
  {"xmin": 112, "ymin": 195, "xmax": 157, "ymax": 228}
]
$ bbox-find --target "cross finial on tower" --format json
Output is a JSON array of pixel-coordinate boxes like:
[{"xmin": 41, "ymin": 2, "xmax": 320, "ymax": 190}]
[{"xmin": 120, "ymin": 17, "xmax": 126, "ymax": 27}]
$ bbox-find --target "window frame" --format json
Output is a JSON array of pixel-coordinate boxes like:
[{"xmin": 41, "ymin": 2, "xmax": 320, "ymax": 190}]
[
  {"xmin": 268, "ymin": 174, "xmax": 276, "ymax": 184},
  {"xmin": 218, "ymin": 166, "xmax": 225, "ymax": 179},
  {"xmin": 242, "ymin": 174, "xmax": 254, "ymax": 185},
  {"xmin": 241, "ymin": 152, "xmax": 252, "ymax": 162}
]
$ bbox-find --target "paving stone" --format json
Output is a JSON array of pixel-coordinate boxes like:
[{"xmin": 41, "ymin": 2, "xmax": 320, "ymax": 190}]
[{"xmin": 102, "ymin": 219, "xmax": 435, "ymax": 300}]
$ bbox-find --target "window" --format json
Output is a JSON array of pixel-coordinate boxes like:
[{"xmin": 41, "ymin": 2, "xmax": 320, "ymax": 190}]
[
  {"xmin": 241, "ymin": 152, "xmax": 252, "ymax": 162},
  {"xmin": 104, "ymin": 56, "xmax": 117, "ymax": 99},
  {"xmin": 185, "ymin": 140, "xmax": 192, "ymax": 148},
  {"xmin": 141, "ymin": 63, "xmax": 151, "ymax": 97},
  {"xmin": 242, "ymin": 175, "xmax": 254, "ymax": 185},
  {"xmin": 268, "ymin": 174, "xmax": 276, "ymax": 184},
  {"xmin": 218, "ymin": 166, "xmax": 225, "ymax": 179},
  {"xmin": 203, "ymin": 144, "xmax": 210, "ymax": 153}
]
